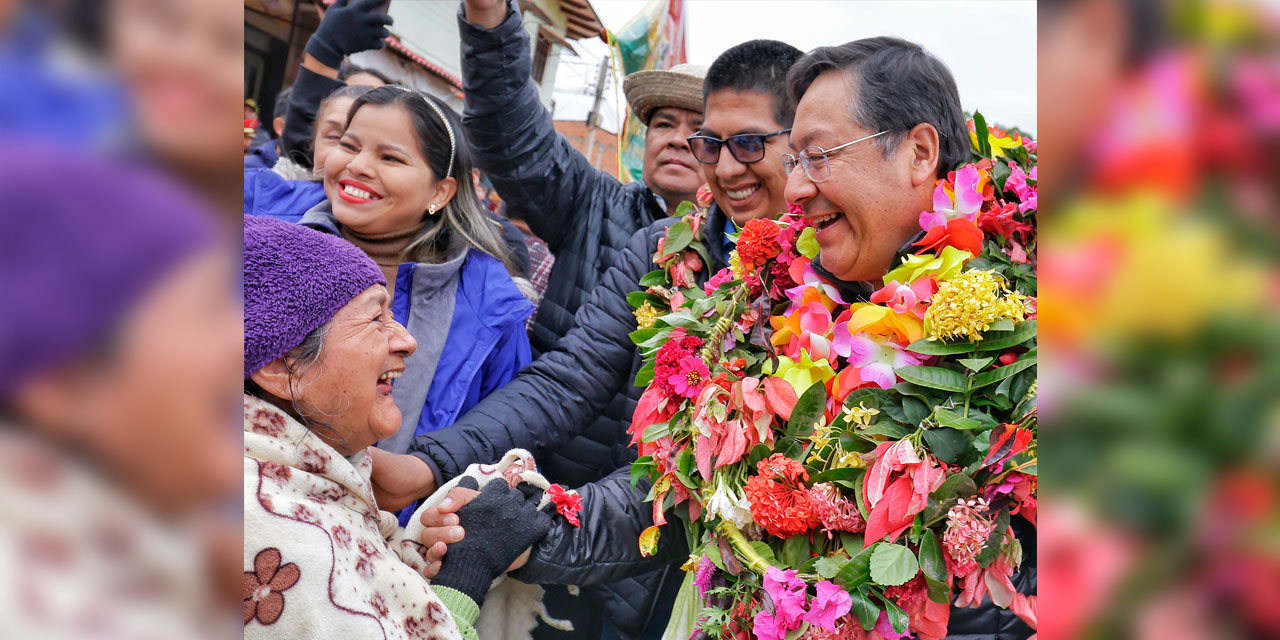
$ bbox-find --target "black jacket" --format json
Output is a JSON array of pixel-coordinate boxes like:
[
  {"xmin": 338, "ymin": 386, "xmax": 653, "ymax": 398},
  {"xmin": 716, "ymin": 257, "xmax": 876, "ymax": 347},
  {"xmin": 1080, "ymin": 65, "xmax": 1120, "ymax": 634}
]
[
  {"xmin": 458, "ymin": 0, "xmax": 665, "ymax": 360},
  {"xmin": 412, "ymin": 206, "xmax": 734, "ymax": 638}
]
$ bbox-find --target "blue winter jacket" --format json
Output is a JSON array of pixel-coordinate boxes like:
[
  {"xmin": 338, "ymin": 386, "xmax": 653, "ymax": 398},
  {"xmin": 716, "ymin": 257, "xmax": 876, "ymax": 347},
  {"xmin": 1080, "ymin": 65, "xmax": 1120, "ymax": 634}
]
[
  {"xmin": 243, "ymin": 140, "xmax": 280, "ymax": 170},
  {"xmin": 243, "ymin": 168, "xmax": 326, "ymax": 224}
]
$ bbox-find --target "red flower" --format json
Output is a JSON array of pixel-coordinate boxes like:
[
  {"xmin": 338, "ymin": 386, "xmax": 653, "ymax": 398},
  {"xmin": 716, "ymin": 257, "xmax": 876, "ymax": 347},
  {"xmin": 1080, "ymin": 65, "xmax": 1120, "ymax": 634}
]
[
  {"xmin": 977, "ymin": 201, "xmax": 1033, "ymax": 241},
  {"xmin": 737, "ymin": 218, "xmax": 783, "ymax": 268},
  {"xmin": 547, "ymin": 484, "xmax": 582, "ymax": 527},
  {"xmin": 913, "ymin": 217, "xmax": 985, "ymax": 257},
  {"xmin": 744, "ymin": 454, "xmax": 819, "ymax": 538},
  {"xmin": 696, "ymin": 184, "xmax": 715, "ymax": 207},
  {"xmin": 653, "ymin": 336, "xmax": 705, "ymax": 398}
]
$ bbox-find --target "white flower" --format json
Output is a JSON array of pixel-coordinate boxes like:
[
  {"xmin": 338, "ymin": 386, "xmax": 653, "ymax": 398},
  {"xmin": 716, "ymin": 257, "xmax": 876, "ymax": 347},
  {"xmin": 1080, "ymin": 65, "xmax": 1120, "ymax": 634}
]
[{"xmin": 705, "ymin": 476, "xmax": 754, "ymax": 530}]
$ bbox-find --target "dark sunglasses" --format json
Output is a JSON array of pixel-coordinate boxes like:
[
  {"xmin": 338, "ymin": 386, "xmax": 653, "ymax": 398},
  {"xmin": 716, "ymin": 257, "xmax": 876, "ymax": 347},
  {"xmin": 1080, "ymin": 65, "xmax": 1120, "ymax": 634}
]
[{"xmin": 687, "ymin": 129, "xmax": 791, "ymax": 165}]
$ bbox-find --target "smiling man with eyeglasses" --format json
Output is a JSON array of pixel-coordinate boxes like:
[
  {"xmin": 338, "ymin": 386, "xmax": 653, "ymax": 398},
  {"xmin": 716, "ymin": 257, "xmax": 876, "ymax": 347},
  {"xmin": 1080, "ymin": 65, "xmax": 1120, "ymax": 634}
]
[{"xmin": 784, "ymin": 37, "xmax": 971, "ymax": 285}]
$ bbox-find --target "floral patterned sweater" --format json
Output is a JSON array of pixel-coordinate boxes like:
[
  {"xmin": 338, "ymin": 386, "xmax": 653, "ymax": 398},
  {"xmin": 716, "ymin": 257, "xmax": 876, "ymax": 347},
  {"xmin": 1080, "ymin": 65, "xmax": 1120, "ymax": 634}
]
[{"xmin": 243, "ymin": 394, "xmax": 479, "ymax": 640}]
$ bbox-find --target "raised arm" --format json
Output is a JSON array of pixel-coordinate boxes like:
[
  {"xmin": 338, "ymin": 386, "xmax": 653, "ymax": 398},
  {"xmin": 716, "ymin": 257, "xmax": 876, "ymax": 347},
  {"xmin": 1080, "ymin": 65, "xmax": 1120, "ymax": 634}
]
[{"xmin": 457, "ymin": 0, "xmax": 621, "ymax": 252}]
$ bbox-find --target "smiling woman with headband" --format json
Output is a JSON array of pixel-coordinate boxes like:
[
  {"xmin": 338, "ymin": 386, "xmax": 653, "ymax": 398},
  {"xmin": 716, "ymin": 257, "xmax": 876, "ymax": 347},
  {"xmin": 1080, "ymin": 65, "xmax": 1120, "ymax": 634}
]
[{"xmin": 291, "ymin": 85, "xmax": 535, "ymax": 525}]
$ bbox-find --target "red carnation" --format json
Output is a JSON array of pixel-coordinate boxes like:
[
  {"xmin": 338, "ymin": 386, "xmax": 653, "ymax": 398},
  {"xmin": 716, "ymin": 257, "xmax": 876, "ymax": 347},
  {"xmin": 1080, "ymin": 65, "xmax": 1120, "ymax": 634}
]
[
  {"xmin": 737, "ymin": 218, "xmax": 783, "ymax": 269},
  {"xmin": 744, "ymin": 454, "xmax": 820, "ymax": 538},
  {"xmin": 546, "ymin": 484, "xmax": 582, "ymax": 527}
]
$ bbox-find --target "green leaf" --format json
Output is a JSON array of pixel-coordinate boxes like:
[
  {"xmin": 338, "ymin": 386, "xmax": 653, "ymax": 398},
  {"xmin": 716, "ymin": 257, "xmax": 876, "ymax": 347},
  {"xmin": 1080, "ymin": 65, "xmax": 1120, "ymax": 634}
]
[
  {"xmin": 808, "ymin": 467, "xmax": 863, "ymax": 485},
  {"xmin": 629, "ymin": 457, "xmax": 653, "ymax": 488},
  {"xmin": 748, "ymin": 541, "xmax": 778, "ymax": 568},
  {"xmin": 969, "ymin": 352, "xmax": 1036, "ymax": 391},
  {"xmin": 906, "ymin": 320, "xmax": 1036, "ymax": 355},
  {"xmin": 834, "ymin": 544, "xmax": 875, "ymax": 588},
  {"xmin": 919, "ymin": 530, "xmax": 947, "ymax": 584},
  {"xmin": 988, "ymin": 318, "xmax": 1015, "ymax": 332},
  {"xmin": 640, "ymin": 421, "xmax": 670, "ymax": 442},
  {"xmin": 781, "ymin": 535, "xmax": 811, "ymax": 569},
  {"xmin": 974, "ymin": 111, "xmax": 992, "ymax": 158},
  {"xmin": 896, "ymin": 365, "xmax": 968, "ymax": 393},
  {"xmin": 626, "ymin": 291, "xmax": 659, "ymax": 309},
  {"xmin": 658, "ymin": 309, "xmax": 700, "ymax": 328},
  {"xmin": 869, "ymin": 543, "xmax": 919, "ymax": 586},
  {"xmin": 853, "ymin": 471, "xmax": 870, "ymax": 520},
  {"xmin": 786, "ymin": 382, "xmax": 828, "ymax": 437},
  {"xmin": 858, "ymin": 423, "xmax": 913, "ymax": 440},
  {"xmin": 634, "ymin": 361, "xmax": 654, "ymax": 387},
  {"xmin": 902, "ymin": 396, "xmax": 929, "ymax": 426},
  {"xmin": 850, "ymin": 588, "xmax": 880, "ymax": 630},
  {"xmin": 934, "ymin": 407, "xmax": 984, "ymax": 430},
  {"xmin": 672, "ymin": 200, "xmax": 695, "ymax": 217},
  {"xmin": 925, "ymin": 473, "xmax": 977, "ymax": 524},
  {"xmin": 838, "ymin": 531, "xmax": 864, "ymax": 554},
  {"xmin": 628, "ymin": 327, "xmax": 661, "ymax": 346},
  {"xmin": 974, "ymin": 320, "xmax": 1037, "ymax": 352},
  {"xmin": 814, "ymin": 555, "xmax": 847, "ymax": 580},
  {"xmin": 664, "ymin": 221, "xmax": 694, "ymax": 254},
  {"xmin": 638, "ymin": 269, "xmax": 667, "ymax": 287},
  {"xmin": 976, "ymin": 511, "xmax": 1010, "ymax": 567},
  {"xmin": 883, "ymin": 596, "xmax": 910, "ymax": 634},
  {"xmin": 958, "ymin": 356, "xmax": 995, "ymax": 372},
  {"xmin": 784, "ymin": 622, "xmax": 810, "ymax": 640}
]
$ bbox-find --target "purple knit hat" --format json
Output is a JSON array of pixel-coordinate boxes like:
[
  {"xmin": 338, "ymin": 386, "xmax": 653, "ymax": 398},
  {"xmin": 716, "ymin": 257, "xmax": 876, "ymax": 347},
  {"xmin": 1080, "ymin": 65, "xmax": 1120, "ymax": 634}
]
[
  {"xmin": 243, "ymin": 216, "xmax": 386, "ymax": 378},
  {"xmin": 0, "ymin": 147, "xmax": 217, "ymax": 401}
]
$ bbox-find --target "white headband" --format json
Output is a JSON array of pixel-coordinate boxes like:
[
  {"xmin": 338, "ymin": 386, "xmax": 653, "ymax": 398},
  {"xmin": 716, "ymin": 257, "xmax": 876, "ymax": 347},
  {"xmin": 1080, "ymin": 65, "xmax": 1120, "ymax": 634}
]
[{"xmin": 387, "ymin": 85, "xmax": 456, "ymax": 179}]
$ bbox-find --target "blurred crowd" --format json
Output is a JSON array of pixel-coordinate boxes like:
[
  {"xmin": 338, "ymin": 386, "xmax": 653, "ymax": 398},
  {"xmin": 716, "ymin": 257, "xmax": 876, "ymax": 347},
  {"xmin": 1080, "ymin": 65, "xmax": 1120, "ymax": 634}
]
[{"xmin": 0, "ymin": 0, "xmax": 1275, "ymax": 638}]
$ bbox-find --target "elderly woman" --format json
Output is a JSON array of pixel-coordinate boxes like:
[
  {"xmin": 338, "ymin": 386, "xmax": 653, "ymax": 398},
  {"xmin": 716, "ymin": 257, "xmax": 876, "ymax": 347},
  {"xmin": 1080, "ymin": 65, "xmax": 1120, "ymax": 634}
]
[{"xmin": 242, "ymin": 215, "xmax": 549, "ymax": 640}]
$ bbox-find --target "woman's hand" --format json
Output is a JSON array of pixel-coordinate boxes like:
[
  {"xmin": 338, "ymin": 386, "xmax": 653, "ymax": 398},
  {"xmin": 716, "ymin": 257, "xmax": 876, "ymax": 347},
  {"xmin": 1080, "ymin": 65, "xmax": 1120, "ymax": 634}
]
[
  {"xmin": 417, "ymin": 481, "xmax": 532, "ymax": 577},
  {"xmin": 368, "ymin": 448, "xmax": 437, "ymax": 511},
  {"xmin": 463, "ymin": 0, "xmax": 508, "ymax": 29},
  {"xmin": 305, "ymin": 0, "xmax": 394, "ymax": 69},
  {"xmin": 430, "ymin": 478, "xmax": 550, "ymax": 605}
]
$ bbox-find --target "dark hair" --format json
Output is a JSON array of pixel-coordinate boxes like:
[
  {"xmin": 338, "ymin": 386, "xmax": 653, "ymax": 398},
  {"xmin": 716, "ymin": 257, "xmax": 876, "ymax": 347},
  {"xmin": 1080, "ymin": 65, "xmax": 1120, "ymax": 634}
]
[
  {"xmin": 343, "ymin": 86, "xmax": 521, "ymax": 277},
  {"xmin": 787, "ymin": 37, "xmax": 968, "ymax": 177},
  {"xmin": 273, "ymin": 88, "xmax": 292, "ymax": 123},
  {"xmin": 704, "ymin": 39, "xmax": 804, "ymax": 128},
  {"xmin": 338, "ymin": 61, "xmax": 397, "ymax": 86},
  {"xmin": 298, "ymin": 84, "xmax": 376, "ymax": 171}
]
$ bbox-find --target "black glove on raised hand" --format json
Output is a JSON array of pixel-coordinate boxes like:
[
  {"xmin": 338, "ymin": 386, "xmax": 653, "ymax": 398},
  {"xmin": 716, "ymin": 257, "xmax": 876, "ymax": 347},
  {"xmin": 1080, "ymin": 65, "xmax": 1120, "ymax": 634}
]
[
  {"xmin": 431, "ymin": 477, "xmax": 552, "ymax": 606},
  {"xmin": 304, "ymin": 0, "xmax": 394, "ymax": 69}
]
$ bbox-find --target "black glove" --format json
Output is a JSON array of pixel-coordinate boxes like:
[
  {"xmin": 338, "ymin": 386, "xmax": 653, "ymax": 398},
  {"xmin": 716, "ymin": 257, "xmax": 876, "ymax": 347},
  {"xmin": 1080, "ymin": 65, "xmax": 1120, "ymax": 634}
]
[
  {"xmin": 431, "ymin": 477, "xmax": 552, "ymax": 606},
  {"xmin": 304, "ymin": 0, "xmax": 394, "ymax": 69}
]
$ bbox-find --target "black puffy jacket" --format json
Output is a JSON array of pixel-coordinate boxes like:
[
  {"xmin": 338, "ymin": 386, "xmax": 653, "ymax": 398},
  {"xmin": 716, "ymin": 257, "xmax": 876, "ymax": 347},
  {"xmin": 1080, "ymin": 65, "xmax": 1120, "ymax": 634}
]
[
  {"xmin": 412, "ymin": 207, "xmax": 733, "ymax": 638},
  {"xmin": 459, "ymin": 0, "xmax": 665, "ymax": 361}
]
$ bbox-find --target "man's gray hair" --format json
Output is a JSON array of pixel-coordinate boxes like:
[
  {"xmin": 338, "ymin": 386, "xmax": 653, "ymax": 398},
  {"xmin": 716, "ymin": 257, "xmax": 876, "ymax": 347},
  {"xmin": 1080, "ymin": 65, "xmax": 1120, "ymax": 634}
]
[{"xmin": 786, "ymin": 37, "xmax": 968, "ymax": 177}]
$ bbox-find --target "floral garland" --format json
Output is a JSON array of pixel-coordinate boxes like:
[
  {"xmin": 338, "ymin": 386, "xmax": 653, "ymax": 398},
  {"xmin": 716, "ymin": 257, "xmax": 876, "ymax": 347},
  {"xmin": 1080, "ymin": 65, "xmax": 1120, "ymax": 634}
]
[{"xmin": 628, "ymin": 113, "xmax": 1037, "ymax": 640}]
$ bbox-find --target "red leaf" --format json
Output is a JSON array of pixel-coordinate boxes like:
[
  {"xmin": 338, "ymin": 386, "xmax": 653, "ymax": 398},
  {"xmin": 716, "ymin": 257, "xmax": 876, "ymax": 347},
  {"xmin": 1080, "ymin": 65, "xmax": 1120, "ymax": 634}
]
[
  {"xmin": 863, "ymin": 475, "xmax": 919, "ymax": 546},
  {"xmin": 763, "ymin": 376, "xmax": 798, "ymax": 421}
]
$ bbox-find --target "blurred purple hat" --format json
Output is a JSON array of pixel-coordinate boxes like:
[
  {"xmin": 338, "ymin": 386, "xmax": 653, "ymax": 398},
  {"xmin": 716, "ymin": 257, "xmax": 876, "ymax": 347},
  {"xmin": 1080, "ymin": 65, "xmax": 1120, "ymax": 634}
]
[
  {"xmin": 0, "ymin": 147, "xmax": 218, "ymax": 401},
  {"xmin": 242, "ymin": 216, "xmax": 385, "ymax": 378}
]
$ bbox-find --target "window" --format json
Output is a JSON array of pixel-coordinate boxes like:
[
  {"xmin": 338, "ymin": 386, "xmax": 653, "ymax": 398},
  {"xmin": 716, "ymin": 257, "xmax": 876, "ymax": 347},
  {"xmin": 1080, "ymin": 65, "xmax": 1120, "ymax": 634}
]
[{"xmin": 531, "ymin": 33, "xmax": 551, "ymax": 84}]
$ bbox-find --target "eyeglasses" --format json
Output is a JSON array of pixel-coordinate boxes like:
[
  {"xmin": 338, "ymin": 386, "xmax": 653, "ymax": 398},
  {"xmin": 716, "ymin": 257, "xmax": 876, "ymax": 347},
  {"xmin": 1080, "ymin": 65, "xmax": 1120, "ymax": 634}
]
[
  {"xmin": 686, "ymin": 129, "xmax": 791, "ymax": 165},
  {"xmin": 782, "ymin": 130, "xmax": 890, "ymax": 183}
]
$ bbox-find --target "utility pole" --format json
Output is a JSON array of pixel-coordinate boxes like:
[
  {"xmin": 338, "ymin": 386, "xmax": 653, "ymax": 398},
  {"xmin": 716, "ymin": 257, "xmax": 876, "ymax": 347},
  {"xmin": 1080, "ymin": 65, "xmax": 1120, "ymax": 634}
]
[{"xmin": 583, "ymin": 54, "xmax": 610, "ymax": 169}]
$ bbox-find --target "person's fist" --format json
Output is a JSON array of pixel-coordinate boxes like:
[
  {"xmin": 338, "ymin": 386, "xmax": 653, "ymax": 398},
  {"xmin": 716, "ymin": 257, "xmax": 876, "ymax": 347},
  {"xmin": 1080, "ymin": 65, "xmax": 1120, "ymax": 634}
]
[
  {"xmin": 463, "ymin": 0, "xmax": 508, "ymax": 29},
  {"xmin": 305, "ymin": 0, "xmax": 395, "ymax": 68}
]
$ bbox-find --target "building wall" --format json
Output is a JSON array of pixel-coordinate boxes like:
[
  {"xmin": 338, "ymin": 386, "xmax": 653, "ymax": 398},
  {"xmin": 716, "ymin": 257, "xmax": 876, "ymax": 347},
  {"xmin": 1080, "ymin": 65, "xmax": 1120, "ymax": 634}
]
[{"xmin": 554, "ymin": 120, "xmax": 619, "ymax": 179}]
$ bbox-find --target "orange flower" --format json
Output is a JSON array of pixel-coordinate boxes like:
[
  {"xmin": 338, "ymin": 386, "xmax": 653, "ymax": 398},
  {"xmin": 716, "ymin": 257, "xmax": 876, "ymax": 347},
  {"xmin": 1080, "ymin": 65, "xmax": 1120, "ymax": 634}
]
[
  {"xmin": 914, "ymin": 217, "xmax": 985, "ymax": 257},
  {"xmin": 744, "ymin": 454, "xmax": 819, "ymax": 538}
]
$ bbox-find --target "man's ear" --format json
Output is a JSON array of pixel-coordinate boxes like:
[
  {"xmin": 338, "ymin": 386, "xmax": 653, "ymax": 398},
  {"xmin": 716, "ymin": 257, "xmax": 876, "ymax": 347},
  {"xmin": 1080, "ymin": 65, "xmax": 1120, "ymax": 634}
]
[
  {"xmin": 903, "ymin": 123, "xmax": 942, "ymax": 187},
  {"xmin": 273, "ymin": 116, "xmax": 286, "ymax": 138},
  {"xmin": 249, "ymin": 358, "xmax": 293, "ymax": 401},
  {"xmin": 429, "ymin": 176, "xmax": 458, "ymax": 213}
]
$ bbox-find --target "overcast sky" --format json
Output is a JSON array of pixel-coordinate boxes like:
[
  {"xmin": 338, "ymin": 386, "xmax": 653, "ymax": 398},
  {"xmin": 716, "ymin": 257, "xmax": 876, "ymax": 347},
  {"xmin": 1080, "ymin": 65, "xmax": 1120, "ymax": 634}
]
[{"xmin": 551, "ymin": 0, "xmax": 1036, "ymax": 135}]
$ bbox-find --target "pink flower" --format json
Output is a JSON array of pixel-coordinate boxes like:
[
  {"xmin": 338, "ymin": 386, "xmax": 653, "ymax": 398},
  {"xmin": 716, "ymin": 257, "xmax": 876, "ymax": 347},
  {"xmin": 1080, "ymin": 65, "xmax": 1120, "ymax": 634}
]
[
  {"xmin": 869, "ymin": 279, "xmax": 936, "ymax": 319},
  {"xmin": 831, "ymin": 332, "xmax": 922, "ymax": 390},
  {"xmin": 1004, "ymin": 163, "xmax": 1037, "ymax": 213},
  {"xmin": 874, "ymin": 610, "xmax": 911, "ymax": 640},
  {"xmin": 809, "ymin": 483, "xmax": 866, "ymax": 537},
  {"xmin": 546, "ymin": 484, "xmax": 582, "ymax": 527},
  {"xmin": 943, "ymin": 497, "xmax": 995, "ymax": 576},
  {"xmin": 704, "ymin": 267, "xmax": 735, "ymax": 295},
  {"xmin": 695, "ymin": 555, "xmax": 715, "ymax": 598},
  {"xmin": 764, "ymin": 566, "xmax": 809, "ymax": 626},
  {"xmin": 804, "ymin": 580, "xmax": 853, "ymax": 632},
  {"xmin": 666, "ymin": 354, "xmax": 710, "ymax": 399},
  {"xmin": 920, "ymin": 165, "xmax": 983, "ymax": 230}
]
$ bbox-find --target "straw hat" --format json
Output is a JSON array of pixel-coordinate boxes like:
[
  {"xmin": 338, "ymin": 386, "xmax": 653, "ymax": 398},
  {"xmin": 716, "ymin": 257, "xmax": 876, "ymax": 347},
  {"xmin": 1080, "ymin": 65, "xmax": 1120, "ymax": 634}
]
[{"xmin": 623, "ymin": 63, "xmax": 708, "ymax": 125}]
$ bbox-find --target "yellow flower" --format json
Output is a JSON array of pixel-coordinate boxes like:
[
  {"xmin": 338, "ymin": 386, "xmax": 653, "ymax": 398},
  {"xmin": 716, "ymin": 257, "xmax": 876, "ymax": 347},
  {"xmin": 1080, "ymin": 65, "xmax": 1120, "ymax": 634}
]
[
  {"xmin": 971, "ymin": 129, "xmax": 1023, "ymax": 158},
  {"xmin": 729, "ymin": 250, "xmax": 746, "ymax": 280},
  {"xmin": 833, "ymin": 450, "xmax": 868, "ymax": 469},
  {"xmin": 842, "ymin": 401, "xmax": 880, "ymax": 427},
  {"xmin": 923, "ymin": 269, "xmax": 1028, "ymax": 342},
  {"xmin": 634, "ymin": 301, "xmax": 660, "ymax": 329},
  {"xmin": 807, "ymin": 422, "xmax": 838, "ymax": 464},
  {"xmin": 883, "ymin": 246, "xmax": 972, "ymax": 286}
]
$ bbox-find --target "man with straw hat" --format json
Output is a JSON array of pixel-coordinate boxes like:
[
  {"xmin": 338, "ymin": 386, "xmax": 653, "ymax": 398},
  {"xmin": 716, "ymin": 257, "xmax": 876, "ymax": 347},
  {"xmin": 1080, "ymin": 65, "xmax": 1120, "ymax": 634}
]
[{"xmin": 457, "ymin": 0, "xmax": 706, "ymax": 358}]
